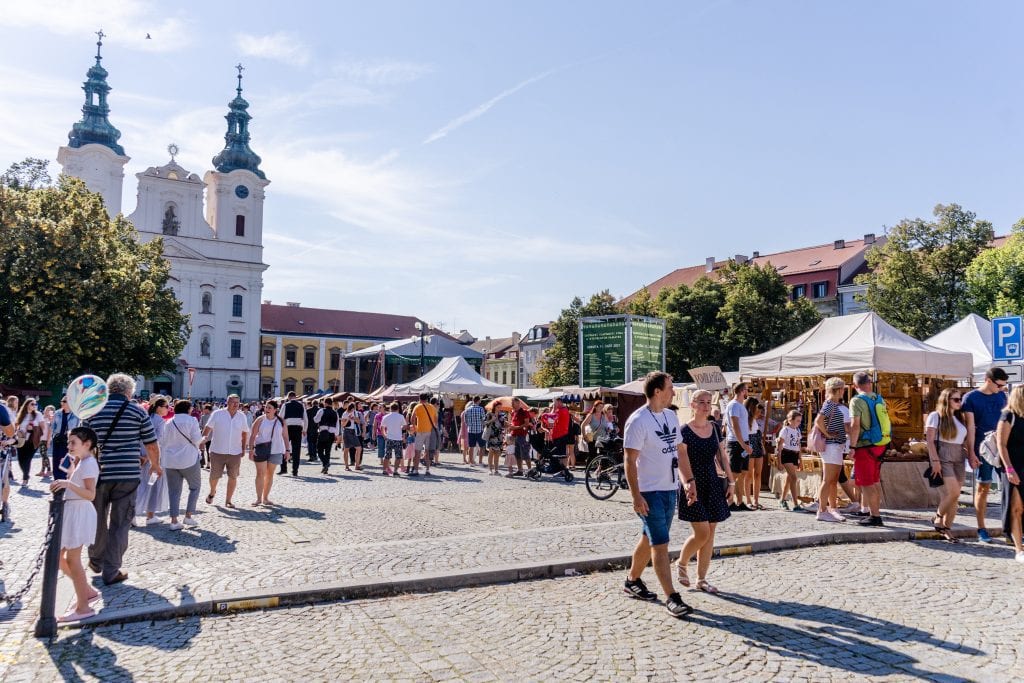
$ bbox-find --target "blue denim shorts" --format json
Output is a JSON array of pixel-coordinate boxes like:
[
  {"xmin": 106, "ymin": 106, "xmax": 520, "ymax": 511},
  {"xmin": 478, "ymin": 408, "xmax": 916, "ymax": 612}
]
[
  {"xmin": 468, "ymin": 432, "xmax": 485, "ymax": 448},
  {"xmin": 638, "ymin": 489, "xmax": 677, "ymax": 546},
  {"xmin": 976, "ymin": 460, "xmax": 997, "ymax": 484}
]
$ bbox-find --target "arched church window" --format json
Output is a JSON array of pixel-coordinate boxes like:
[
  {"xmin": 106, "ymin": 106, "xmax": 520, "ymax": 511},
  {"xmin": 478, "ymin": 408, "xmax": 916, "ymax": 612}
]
[
  {"xmin": 200, "ymin": 335, "xmax": 211, "ymax": 357},
  {"xmin": 201, "ymin": 292, "xmax": 212, "ymax": 314},
  {"xmin": 162, "ymin": 204, "xmax": 180, "ymax": 236},
  {"xmin": 232, "ymin": 294, "xmax": 243, "ymax": 317}
]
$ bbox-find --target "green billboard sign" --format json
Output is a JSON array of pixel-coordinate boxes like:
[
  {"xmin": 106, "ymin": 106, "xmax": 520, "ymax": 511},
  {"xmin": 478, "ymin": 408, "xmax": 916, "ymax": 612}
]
[
  {"xmin": 631, "ymin": 320, "xmax": 664, "ymax": 379},
  {"xmin": 580, "ymin": 319, "xmax": 627, "ymax": 386}
]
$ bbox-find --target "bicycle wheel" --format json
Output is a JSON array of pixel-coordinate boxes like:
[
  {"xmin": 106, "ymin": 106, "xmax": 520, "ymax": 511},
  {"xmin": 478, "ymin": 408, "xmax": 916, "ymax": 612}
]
[{"xmin": 585, "ymin": 455, "xmax": 620, "ymax": 500}]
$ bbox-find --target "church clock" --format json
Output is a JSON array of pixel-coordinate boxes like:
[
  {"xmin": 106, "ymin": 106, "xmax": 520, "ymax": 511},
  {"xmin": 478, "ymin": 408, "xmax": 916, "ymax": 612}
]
[{"xmin": 234, "ymin": 184, "xmax": 249, "ymax": 199}]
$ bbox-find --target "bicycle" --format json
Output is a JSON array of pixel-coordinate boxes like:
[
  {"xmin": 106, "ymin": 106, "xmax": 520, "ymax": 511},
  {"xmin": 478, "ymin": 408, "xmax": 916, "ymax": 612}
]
[
  {"xmin": 584, "ymin": 454, "xmax": 629, "ymax": 500},
  {"xmin": 0, "ymin": 437, "xmax": 15, "ymax": 522}
]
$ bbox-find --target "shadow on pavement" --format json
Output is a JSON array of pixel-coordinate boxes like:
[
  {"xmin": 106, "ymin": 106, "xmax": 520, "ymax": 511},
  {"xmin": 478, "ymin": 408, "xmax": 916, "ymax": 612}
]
[
  {"xmin": 689, "ymin": 591, "xmax": 983, "ymax": 679},
  {"xmin": 46, "ymin": 586, "xmax": 201, "ymax": 681},
  {"xmin": 131, "ymin": 524, "xmax": 239, "ymax": 553}
]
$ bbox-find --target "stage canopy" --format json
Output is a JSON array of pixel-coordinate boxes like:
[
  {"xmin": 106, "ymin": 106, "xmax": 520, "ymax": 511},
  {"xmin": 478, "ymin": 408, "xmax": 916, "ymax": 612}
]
[{"xmin": 389, "ymin": 356, "xmax": 506, "ymax": 396}]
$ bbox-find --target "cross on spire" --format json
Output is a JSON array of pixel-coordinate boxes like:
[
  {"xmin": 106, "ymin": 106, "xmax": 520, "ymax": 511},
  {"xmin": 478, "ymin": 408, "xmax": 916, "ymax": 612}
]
[
  {"xmin": 95, "ymin": 29, "xmax": 105, "ymax": 62},
  {"xmin": 235, "ymin": 62, "xmax": 245, "ymax": 95}
]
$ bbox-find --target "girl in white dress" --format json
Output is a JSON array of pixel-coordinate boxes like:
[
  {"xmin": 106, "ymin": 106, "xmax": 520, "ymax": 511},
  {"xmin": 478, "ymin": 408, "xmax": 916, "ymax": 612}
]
[{"xmin": 49, "ymin": 426, "xmax": 101, "ymax": 622}]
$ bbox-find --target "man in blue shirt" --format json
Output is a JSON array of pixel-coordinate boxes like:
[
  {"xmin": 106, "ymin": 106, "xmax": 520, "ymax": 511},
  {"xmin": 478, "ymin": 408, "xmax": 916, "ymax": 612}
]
[
  {"xmin": 962, "ymin": 367, "xmax": 1009, "ymax": 543},
  {"xmin": 463, "ymin": 397, "xmax": 486, "ymax": 465}
]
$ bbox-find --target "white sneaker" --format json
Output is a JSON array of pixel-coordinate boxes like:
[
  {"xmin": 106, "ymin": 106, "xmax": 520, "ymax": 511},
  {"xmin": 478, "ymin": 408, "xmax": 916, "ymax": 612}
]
[
  {"xmin": 828, "ymin": 509, "xmax": 846, "ymax": 522},
  {"xmin": 816, "ymin": 511, "xmax": 838, "ymax": 523},
  {"xmin": 145, "ymin": 517, "xmax": 164, "ymax": 526},
  {"xmin": 805, "ymin": 502, "xmax": 819, "ymax": 512},
  {"xmin": 840, "ymin": 502, "xmax": 861, "ymax": 513},
  {"xmin": 169, "ymin": 522, "xmax": 184, "ymax": 531},
  {"xmin": 131, "ymin": 516, "xmax": 142, "ymax": 527},
  {"xmin": 182, "ymin": 517, "xmax": 198, "ymax": 527},
  {"xmin": 1015, "ymin": 551, "xmax": 1024, "ymax": 563}
]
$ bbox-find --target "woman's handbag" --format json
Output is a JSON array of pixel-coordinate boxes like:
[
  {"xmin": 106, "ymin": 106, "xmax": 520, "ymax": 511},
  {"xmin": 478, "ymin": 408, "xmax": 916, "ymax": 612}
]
[
  {"xmin": 923, "ymin": 464, "xmax": 944, "ymax": 488},
  {"xmin": 254, "ymin": 419, "xmax": 278, "ymax": 458},
  {"xmin": 809, "ymin": 425, "xmax": 827, "ymax": 454}
]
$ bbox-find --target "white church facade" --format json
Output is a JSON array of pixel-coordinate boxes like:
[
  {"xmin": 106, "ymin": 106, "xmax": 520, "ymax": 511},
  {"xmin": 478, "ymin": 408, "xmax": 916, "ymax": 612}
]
[{"xmin": 56, "ymin": 34, "xmax": 267, "ymax": 400}]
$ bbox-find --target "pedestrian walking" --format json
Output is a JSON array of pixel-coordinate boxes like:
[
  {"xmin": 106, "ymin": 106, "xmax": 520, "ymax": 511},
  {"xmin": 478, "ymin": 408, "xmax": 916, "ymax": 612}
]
[
  {"xmin": 622, "ymin": 371, "xmax": 698, "ymax": 618},
  {"xmin": 14, "ymin": 398, "xmax": 44, "ymax": 485},
  {"xmin": 281, "ymin": 392, "xmax": 307, "ymax": 476},
  {"xmin": 463, "ymin": 397, "xmax": 486, "ymax": 466},
  {"xmin": 774, "ymin": 410, "xmax": 804, "ymax": 511},
  {"xmin": 49, "ymin": 426, "xmax": 100, "ymax": 622},
  {"xmin": 995, "ymin": 384, "xmax": 1024, "ymax": 562},
  {"xmin": 202, "ymin": 394, "xmax": 249, "ymax": 508},
  {"xmin": 315, "ymin": 399, "xmax": 340, "ymax": 474},
  {"xmin": 410, "ymin": 393, "xmax": 438, "ymax": 476},
  {"xmin": 197, "ymin": 404, "xmax": 213, "ymax": 469},
  {"xmin": 925, "ymin": 388, "xmax": 968, "ymax": 541},
  {"xmin": 341, "ymin": 402, "xmax": 363, "ymax": 471},
  {"xmin": 0, "ymin": 401, "xmax": 13, "ymax": 523},
  {"xmin": 744, "ymin": 397, "xmax": 764, "ymax": 509},
  {"xmin": 508, "ymin": 399, "xmax": 531, "ymax": 477},
  {"xmin": 135, "ymin": 396, "xmax": 170, "ymax": 526},
  {"xmin": 160, "ymin": 400, "xmax": 203, "ymax": 530},
  {"xmin": 88, "ymin": 373, "xmax": 160, "ymax": 586},
  {"xmin": 37, "ymin": 404, "xmax": 54, "ymax": 478},
  {"xmin": 963, "ymin": 367, "xmax": 1009, "ymax": 542},
  {"xmin": 676, "ymin": 389, "xmax": 732, "ymax": 594},
  {"xmin": 814, "ymin": 377, "xmax": 850, "ymax": 523},
  {"xmin": 50, "ymin": 396, "xmax": 80, "ymax": 482},
  {"xmin": 249, "ymin": 400, "xmax": 288, "ymax": 506},
  {"xmin": 379, "ymin": 402, "xmax": 406, "ymax": 476},
  {"xmin": 848, "ymin": 371, "xmax": 891, "ymax": 527},
  {"xmin": 725, "ymin": 383, "xmax": 753, "ymax": 511},
  {"xmin": 306, "ymin": 400, "xmax": 320, "ymax": 461},
  {"xmin": 484, "ymin": 403, "xmax": 506, "ymax": 475}
]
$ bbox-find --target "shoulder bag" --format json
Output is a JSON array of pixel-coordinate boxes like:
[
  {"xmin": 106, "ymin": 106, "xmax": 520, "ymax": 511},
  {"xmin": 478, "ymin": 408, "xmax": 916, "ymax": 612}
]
[{"xmin": 254, "ymin": 418, "xmax": 278, "ymax": 458}]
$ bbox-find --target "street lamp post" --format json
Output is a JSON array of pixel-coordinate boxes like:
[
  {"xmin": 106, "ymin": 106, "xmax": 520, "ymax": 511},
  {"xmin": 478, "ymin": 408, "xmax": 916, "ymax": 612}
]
[{"xmin": 415, "ymin": 321, "xmax": 426, "ymax": 375}]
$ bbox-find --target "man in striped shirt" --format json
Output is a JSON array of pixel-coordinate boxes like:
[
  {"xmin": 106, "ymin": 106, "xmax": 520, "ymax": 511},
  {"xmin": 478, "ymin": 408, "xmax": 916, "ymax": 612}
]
[{"xmin": 87, "ymin": 373, "xmax": 159, "ymax": 585}]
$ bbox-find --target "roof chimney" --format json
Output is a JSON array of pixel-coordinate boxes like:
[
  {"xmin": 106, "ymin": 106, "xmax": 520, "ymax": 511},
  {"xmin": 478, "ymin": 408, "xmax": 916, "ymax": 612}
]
[
  {"xmin": 864, "ymin": 233, "xmax": 875, "ymax": 245},
  {"xmin": 752, "ymin": 250, "xmax": 760, "ymax": 259},
  {"xmin": 263, "ymin": 300, "xmax": 272, "ymax": 305},
  {"xmin": 833, "ymin": 240, "xmax": 845, "ymax": 250},
  {"xmin": 705, "ymin": 257, "xmax": 715, "ymax": 273},
  {"xmin": 512, "ymin": 331, "xmax": 521, "ymax": 344},
  {"xmin": 286, "ymin": 302, "xmax": 301, "ymax": 307}
]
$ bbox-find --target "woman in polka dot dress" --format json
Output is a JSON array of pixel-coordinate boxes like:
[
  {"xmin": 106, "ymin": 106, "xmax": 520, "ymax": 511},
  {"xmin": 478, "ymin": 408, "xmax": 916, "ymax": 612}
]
[{"xmin": 676, "ymin": 389, "xmax": 733, "ymax": 594}]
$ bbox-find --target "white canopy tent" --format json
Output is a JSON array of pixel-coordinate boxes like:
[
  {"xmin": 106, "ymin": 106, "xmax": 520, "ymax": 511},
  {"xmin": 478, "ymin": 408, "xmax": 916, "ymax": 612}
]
[
  {"xmin": 738, "ymin": 312, "xmax": 974, "ymax": 379},
  {"xmin": 346, "ymin": 334, "xmax": 483, "ymax": 362},
  {"xmin": 389, "ymin": 356, "xmax": 507, "ymax": 396},
  {"xmin": 924, "ymin": 314, "xmax": 996, "ymax": 382}
]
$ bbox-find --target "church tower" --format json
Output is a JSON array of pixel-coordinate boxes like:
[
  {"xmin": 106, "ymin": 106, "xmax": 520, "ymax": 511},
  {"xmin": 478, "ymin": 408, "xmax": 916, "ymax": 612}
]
[
  {"xmin": 204, "ymin": 65, "xmax": 270, "ymax": 246},
  {"xmin": 56, "ymin": 30, "xmax": 129, "ymax": 216}
]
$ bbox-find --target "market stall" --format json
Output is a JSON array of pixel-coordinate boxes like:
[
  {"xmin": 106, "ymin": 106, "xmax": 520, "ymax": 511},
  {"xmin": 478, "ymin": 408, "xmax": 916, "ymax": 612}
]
[
  {"xmin": 925, "ymin": 313, "xmax": 1002, "ymax": 384},
  {"xmin": 738, "ymin": 312, "xmax": 974, "ymax": 508}
]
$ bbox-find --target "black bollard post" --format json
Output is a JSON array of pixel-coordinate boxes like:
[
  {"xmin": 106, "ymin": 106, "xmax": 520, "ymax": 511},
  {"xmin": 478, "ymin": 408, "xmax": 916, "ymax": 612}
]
[{"xmin": 34, "ymin": 490, "xmax": 65, "ymax": 639}]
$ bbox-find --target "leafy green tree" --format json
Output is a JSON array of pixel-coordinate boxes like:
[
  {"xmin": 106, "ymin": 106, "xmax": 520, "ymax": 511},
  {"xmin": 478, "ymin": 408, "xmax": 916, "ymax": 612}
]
[
  {"xmin": 655, "ymin": 277, "xmax": 729, "ymax": 377},
  {"xmin": 533, "ymin": 290, "xmax": 619, "ymax": 387},
  {"xmin": 1, "ymin": 158, "xmax": 52, "ymax": 190},
  {"xmin": 717, "ymin": 261, "xmax": 820, "ymax": 367},
  {"xmin": 966, "ymin": 220, "xmax": 1024, "ymax": 318},
  {"xmin": 624, "ymin": 285, "xmax": 657, "ymax": 316},
  {"xmin": 857, "ymin": 203, "xmax": 994, "ymax": 338},
  {"xmin": 0, "ymin": 175, "xmax": 190, "ymax": 387}
]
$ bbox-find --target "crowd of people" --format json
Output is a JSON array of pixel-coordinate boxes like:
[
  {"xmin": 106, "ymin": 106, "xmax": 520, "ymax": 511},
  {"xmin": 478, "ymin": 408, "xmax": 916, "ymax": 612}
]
[{"xmin": 3, "ymin": 364, "xmax": 1022, "ymax": 623}]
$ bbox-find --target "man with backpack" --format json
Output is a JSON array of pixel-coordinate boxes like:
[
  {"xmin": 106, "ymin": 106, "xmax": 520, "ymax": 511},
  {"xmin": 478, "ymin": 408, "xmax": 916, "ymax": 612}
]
[
  {"xmin": 847, "ymin": 371, "xmax": 889, "ymax": 527},
  {"xmin": 963, "ymin": 367, "xmax": 1009, "ymax": 543}
]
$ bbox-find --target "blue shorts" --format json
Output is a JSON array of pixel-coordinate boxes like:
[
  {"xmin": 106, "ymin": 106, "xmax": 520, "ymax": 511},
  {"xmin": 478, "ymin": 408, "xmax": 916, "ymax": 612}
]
[
  {"xmin": 377, "ymin": 435, "xmax": 386, "ymax": 459},
  {"xmin": 976, "ymin": 460, "xmax": 998, "ymax": 484},
  {"xmin": 638, "ymin": 489, "xmax": 677, "ymax": 546},
  {"xmin": 468, "ymin": 432, "xmax": 485, "ymax": 448}
]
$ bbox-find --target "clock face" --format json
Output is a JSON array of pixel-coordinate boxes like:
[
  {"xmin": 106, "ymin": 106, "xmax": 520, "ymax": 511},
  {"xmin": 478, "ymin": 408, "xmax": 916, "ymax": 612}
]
[{"xmin": 234, "ymin": 184, "xmax": 250, "ymax": 199}]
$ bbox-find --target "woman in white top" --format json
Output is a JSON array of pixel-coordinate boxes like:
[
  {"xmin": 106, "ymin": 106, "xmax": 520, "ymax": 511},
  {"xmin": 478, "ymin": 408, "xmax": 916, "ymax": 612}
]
[
  {"xmin": 161, "ymin": 399, "xmax": 204, "ymax": 530},
  {"xmin": 926, "ymin": 388, "xmax": 968, "ymax": 541},
  {"xmin": 14, "ymin": 399, "xmax": 45, "ymax": 485},
  {"xmin": 136, "ymin": 397, "xmax": 170, "ymax": 526},
  {"xmin": 774, "ymin": 410, "xmax": 805, "ymax": 511},
  {"xmin": 248, "ymin": 400, "xmax": 289, "ymax": 506}
]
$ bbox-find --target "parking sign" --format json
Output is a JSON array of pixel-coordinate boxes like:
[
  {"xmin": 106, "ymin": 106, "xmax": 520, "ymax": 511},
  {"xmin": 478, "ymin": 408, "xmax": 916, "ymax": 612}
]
[{"xmin": 992, "ymin": 316, "xmax": 1023, "ymax": 361}]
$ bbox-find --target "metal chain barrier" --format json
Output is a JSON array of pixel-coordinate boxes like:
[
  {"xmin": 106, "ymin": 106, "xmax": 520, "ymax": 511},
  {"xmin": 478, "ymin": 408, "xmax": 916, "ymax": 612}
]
[{"xmin": 0, "ymin": 499, "xmax": 57, "ymax": 609}]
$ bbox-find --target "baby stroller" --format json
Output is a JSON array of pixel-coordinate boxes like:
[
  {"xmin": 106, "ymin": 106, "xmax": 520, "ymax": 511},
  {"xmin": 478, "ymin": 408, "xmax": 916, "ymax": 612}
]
[{"xmin": 525, "ymin": 433, "xmax": 574, "ymax": 482}]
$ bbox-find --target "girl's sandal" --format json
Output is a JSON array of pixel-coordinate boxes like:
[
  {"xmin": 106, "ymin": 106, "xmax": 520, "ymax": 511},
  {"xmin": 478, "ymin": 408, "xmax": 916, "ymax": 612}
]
[
  {"xmin": 676, "ymin": 563, "xmax": 691, "ymax": 587},
  {"xmin": 697, "ymin": 579, "xmax": 719, "ymax": 594}
]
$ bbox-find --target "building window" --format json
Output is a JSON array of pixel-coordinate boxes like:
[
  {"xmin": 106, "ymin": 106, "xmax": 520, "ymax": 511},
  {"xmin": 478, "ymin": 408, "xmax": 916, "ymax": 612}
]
[
  {"xmin": 262, "ymin": 383, "xmax": 272, "ymax": 398},
  {"xmin": 304, "ymin": 350, "xmax": 315, "ymax": 369},
  {"xmin": 329, "ymin": 351, "xmax": 341, "ymax": 370},
  {"xmin": 284, "ymin": 380, "xmax": 296, "ymax": 394},
  {"xmin": 232, "ymin": 294, "xmax": 243, "ymax": 317},
  {"xmin": 302, "ymin": 380, "xmax": 314, "ymax": 395},
  {"xmin": 328, "ymin": 379, "xmax": 339, "ymax": 392},
  {"xmin": 812, "ymin": 282, "xmax": 828, "ymax": 299},
  {"xmin": 502, "ymin": 370, "xmax": 507, "ymax": 385},
  {"xmin": 285, "ymin": 349, "xmax": 296, "ymax": 368},
  {"xmin": 511, "ymin": 371, "xmax": 516, "ymax": 386},
  {"xmin": 262, "ymin": 348, "xmax": 274, "ymax": 367},
  {"xmin": 235, "ymin": 215, "xmax": 245, "ymax": 236},
  {"xmin": 792, "ymin": 285, "xmax": 806, "ymax": 300},
  {"xmin": 230, "ymin": 339, "xmax": 242, "ymax": 358},
  {"xmin": 201, "ymin": 291, "xmax": 212, "ymax": 314}
]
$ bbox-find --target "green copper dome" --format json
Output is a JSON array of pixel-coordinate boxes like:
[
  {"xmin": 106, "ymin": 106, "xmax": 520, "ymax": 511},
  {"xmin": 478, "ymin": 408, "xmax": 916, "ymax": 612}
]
[
  {"xmin": 67, "ymin": 31, "xmax": 125, "ymax": 156},
  {"xmin": 211, "ymin": 65, "xmax": 265, "ymax": 179}
]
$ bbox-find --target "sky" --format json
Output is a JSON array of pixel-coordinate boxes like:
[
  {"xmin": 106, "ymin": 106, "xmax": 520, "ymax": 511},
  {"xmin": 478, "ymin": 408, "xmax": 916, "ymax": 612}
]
[{"xmin": 2, "ymin": 1, "xmax": 1024, "ymax": 338}]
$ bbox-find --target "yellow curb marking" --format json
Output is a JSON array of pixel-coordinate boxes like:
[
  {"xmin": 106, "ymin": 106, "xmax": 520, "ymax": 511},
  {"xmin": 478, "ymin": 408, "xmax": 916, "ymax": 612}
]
[
  {"xmin": 718, "ymin": 545, "xmax": 753, "ymax": 556},
  {"xmin": 215, "ymin": 596, "xmax": 280, "ymax": 612}
]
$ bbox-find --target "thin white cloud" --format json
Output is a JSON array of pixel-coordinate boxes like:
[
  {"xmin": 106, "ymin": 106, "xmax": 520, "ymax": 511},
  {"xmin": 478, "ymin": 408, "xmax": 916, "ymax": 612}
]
[
  {"xmin": 332, "ymin": 59, "xmax": 433, "ymax": 85},
  {"xmin": 235, "ymin": 32, "xmax": 311, "ymax": 67},
  {"xmin": 0, "ymin": 0, "xmax": 191, "ymax": 52},
  {"xmin": 423, "ymin": 67, "xmax": 559, "ymax": 145}
]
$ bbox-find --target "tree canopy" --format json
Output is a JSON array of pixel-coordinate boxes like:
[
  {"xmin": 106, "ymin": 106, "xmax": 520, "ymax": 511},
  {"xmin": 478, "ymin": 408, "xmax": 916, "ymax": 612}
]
[
  {"xmin": 857, "ymin": 203, "xmax": 994, "ymax": 339},
  {"xmin": 0, "ymin": 172, "xmax": 190, "ymax": 387},
  {"xmin": 966, "ymin": 220, "xmax": 1024, "ymax": 319},
  {"xmin": 532, "ymin": 290, "xmax": 619, "ymax": 387}
]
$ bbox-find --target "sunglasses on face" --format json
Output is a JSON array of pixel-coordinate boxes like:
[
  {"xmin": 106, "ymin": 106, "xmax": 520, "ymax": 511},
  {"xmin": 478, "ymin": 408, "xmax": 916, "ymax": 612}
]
[{"xmin": 951, "ymin": 397, "xmax": 962, "ymax": 403}]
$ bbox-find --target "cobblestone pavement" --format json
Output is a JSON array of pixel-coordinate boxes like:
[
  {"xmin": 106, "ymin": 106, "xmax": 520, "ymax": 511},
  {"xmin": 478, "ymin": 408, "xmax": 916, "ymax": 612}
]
[
  {"xmin": 8, "ymin": 541, "xmax": 1024, "ymax": 682},
  {"xmin": 0, "ymin": 451, "xmax": 1010, "ymax": 678}
]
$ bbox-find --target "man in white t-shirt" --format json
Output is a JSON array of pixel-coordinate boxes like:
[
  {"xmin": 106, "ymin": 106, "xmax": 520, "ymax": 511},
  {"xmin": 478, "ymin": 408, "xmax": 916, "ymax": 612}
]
[
  {"xmin": 622, "ymin": 371, "xmax": 698, "ymax": 618},
  {"xmin": 379, "ymin": 402, "xmax": 407, "ymax": 477},
  {"xmin": 725, "ymin": 382, "xmax": 752, "ymax": 511},
  {"xmin": 202, "ymin": 394, "xmax": 250, "ymax": 508}
]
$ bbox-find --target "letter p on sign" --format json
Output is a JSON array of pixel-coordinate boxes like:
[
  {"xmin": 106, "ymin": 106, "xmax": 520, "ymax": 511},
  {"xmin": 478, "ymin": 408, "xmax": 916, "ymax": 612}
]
[{"xmin": 993, "ymin": 316, "xmax": 1023, "ymax": 361}]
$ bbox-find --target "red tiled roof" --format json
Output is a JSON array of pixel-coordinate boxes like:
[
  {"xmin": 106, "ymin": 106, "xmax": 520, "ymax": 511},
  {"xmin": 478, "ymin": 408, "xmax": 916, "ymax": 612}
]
[
  {"xmin": 626, "ymin": 237, "xmax": 881, "ymax": 302},
  {"xmin": 261, "ymin": 304, "xmax": 441, "ymax": 340}
]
